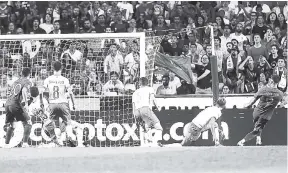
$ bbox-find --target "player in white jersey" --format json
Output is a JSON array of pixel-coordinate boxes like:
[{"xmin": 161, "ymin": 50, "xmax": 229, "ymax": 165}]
[
  {"xmin": 29, "ymin": 86, "xmax": 86, "ymax": 147},
  {"xmin": 181, "ymin": 98, "xmax": 226, "ymax": 146},
  {"xmin": 28, "ymin": 86, "xmax": 61, "ymax": 146},
  {"xmin": 132, "ymin": 77, "xmax": 163, "ymax": 147},
  {"xmin": 43, "ymin": 61, "xmax": 75, "ymax": 143}
]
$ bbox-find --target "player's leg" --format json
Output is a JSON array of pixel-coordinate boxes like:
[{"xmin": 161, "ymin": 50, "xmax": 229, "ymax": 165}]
[
  {"xmin": 205, "ymin": 118, "xmax": 221, "ymax": 146},
  {"xmin": 58, "ymin": 103, "xmax": 75, "ymax": 142},
  {"xmin": 70, "ymin": 120, "xmax": 86, "ymax": 147},
  {"xmin": 181, "ymin": 122, "xmax": 201, "ymax": 146},
  {"xmin": 15, "ymin": 108, "xmax": 32, "ymax": 148},
  {"xmin": 237, "ymin": 116, "xmax": 268, "ymax": 146},
  {"xmin": 4, "ymin": 106, "xmax": 15, "ymax": 146},
  {"xmin": 144, "ymin": 108, "xmax": 163, "ymax": 146},
  {"xmin": 47, "ymin": 104, "xmax": 64, "ymax": 146}
]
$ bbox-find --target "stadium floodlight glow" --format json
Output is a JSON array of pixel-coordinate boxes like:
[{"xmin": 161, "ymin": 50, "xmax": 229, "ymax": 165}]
[{"xmin": 0, "ymin": 32, "xmax": 154, "ymax": 147}]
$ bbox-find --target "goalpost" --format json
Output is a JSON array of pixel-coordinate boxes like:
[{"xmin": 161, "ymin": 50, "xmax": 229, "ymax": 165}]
[{"xmin": 0, "ymin": 33, "xmax": 160, "ymax": 147}]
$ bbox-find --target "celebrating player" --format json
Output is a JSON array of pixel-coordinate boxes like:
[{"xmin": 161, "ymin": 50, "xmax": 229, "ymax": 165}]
[
  {"xmin": 132, "ymin": 77, "xmax": 163, "ymax": 147},
  {"xmin": 43, "ymin": 61, "xmax": 76, "ymax": 144},
  {"xmin": 29, "ymin": 86, "xmax": 86, "ymax": 147},
  {"xmin": 4, "ymin": 68, "xmax": 32, "ymax": 148},
  {"xmin": 237, "ymin": 75, "xmax": 285, "ymax": 146},
  {"xmin": 181, "ymin": 98, "xmax": 226, "ymax": 146}
]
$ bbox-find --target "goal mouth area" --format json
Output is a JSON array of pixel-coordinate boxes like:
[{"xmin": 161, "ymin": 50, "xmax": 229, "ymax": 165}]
[{"xmin": 0, "ymin": 32, "xmax": 161, "ymax": 148}]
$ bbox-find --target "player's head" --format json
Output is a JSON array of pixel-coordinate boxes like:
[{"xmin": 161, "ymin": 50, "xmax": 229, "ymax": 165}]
[
  {"xmin": 30, "ymin": 86, "xmax": 39, "ymax": 98},
  {"xmin": 53, "ymin": 61, "xmax": 62, "ymax": 72},
  {"xmin": 21, "ymin": 67, "xmax": 31, "ymax": 78},
  {"xmin": 270, "ymin": 74, "xmax": 281, "ymax": 87},
  {"xmin": 216, "ymin": 97, "xmax": 226, "ymax": 109},
  {"xmin": 139, "ymin": 77, "xmax": 149, "ymax": 87}
]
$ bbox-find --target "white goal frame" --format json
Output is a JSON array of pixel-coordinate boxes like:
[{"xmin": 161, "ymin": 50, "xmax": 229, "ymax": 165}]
[
  {"xmin": 0, "ymin": 32, "xmax": 146, "ymax": 77},
  {"xmin": 0, "ymin": 32, "xmax": 148, "ymax": 148}
]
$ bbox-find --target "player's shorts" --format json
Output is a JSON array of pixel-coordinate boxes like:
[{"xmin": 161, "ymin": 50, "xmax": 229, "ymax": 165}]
[
  {"xmin": 134, "ymin": 106, "xmax": 160, "ymax": 129},
  {"xmin": 253, "ymin": 116, "xmax": 269, "ymax": 132},
  {"xmin": 47, "ymin": 103, "xmax": 71, "ymax": 124},
  {"xmin": 183, "ymin": 122, "xmax": 202, "ymax": 142},
  {"xmin": 5, "ymin": 104, "xmax": 30, "ymax": 124}
]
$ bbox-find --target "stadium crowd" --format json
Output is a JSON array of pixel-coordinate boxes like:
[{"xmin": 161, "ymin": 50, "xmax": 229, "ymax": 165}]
[{"xmin": 0, "ymin": 1, "xmax": 287, "ymax": 97}]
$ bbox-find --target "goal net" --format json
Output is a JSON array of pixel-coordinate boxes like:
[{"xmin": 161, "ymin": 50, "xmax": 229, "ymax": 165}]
[{"xmin": 0, "ymin": 33, "xmax": 160, "ymax": 148}]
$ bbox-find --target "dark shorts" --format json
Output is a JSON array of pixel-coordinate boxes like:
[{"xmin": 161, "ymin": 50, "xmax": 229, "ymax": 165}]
[
  {"xmin": 5, "ymin": 104, "xmax": 30, "ymax": 124},
  {"xmin": 253, "ymin": 116, "xmax": 269, "ymax": 132},
  {"xmin": 47, "ymin": 103, "xmax": 71, "ymax": 124},
  {"xmin": 134, "ymin": 107, "xmax": 160, "ymax": 128}
]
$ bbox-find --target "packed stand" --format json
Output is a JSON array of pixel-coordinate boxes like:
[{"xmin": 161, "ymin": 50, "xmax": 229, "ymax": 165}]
[{"xmin": 0, "ymin": 1, "xmax": 287, "ymax": 98}]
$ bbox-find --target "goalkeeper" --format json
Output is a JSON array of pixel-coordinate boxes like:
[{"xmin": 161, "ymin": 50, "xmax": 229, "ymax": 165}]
[
  {"xmin": 181, "ymin": 98, "xmax": 226, "ymax": 146},
  {"xmin": 132, "ymin": 77, "xmax": 163, "ymax": 147}
]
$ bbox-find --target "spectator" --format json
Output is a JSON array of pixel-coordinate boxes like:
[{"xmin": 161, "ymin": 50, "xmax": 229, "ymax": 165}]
[
  {"xmin": 156, "ymin": 74, "xmax": 177, "ymax": 95},
  {"xmin": 176, "ymin": 78, "xmax": 196, "ymax": 95},
  {"xmin": 127, "ymin": 18, "xmax": 137, "ymax": 33},
  {"xmin": 273, "ymin": 57, "xmax": 287, "ymax": 92},
  {"xmin": 28, "ymin": 17, "xmax": 46, "ymax": 34},
  {"xmin": 169, "ymin": 16, "xmax": 185, "ymax": 32},
  {"xmin": 252, "ymin": 15, "xmax": 267, "ymax": 39},
  {"xmin": 40, "ymin": 14, "xmax": 54, "ymax": 34},
  {"xmin": 278, "ymin": 13, "xmax": 287, "ymax": 32},
  {"xmin": 59, "ymin": 8, "xmax": 75, "ymax": 34},
  {"xmin": 123, "ymin": 41, "xmax": 140, "ymax": 84},
  {"xmin": 89, "ymin": 1, "xmax": 105, "ymax": 22},
  {"xmin": 153, "ymin": 15, "xmax": 169, "ymax": 36},
  {"xmin": 111, "ymin": 11, "xmax": 129, "ymax": 33},
  {"xmin": 238, "ymin": 56, "xmax": 257, "ymax": 93},
  {"xmin": 87, "ymin": 71, "xmax": 102, "ymax": 95},
  {"xmin": 255, "ymin": 55, "xmax": 272, "ymax": 82},
  {"xmin": 268, "ymin": 44, "xmax": 281, "ymax": 70},
  {"xmin": 6, "ymin": 22, "xmax": 16, "ymax": 34},
  {"xmin": 79, "ymin": 19, "xmax": 95, "ymax": 33},
  {"xmin": 117, "ymin": 1, "xmax": 134, "ymax": 21},
  {"xmin": 136, "ymin": 13, "xmax": 149, "ymax": 31},
  {"xmin": 231, "ymin": 23, "xmax": 248, "ymax": 51},
  {"xmin": 191, "ymin": 54, "xmax": 212, "ymax": 94},
  {"xmin": 103, "ymin": 44, "xmax": 124, "ymax": 76},
  {"xmin": 266, "ymin": 12, "xmax": 280, "ymax": 30},
  {"xmin": 258, "ymin": 73, "xmax": 269, "ymax": 90},
  {"xmin": 0, "ymin": 1, "xmax": 10, "ymax": 30},
  {"xmin": 102, "ymin": 71, "xmax": 124, "ymax": 96},
  {"xmin": 214, "ymin": 37, "xmax": 225, "ymax": 87},
  {"xmin": 93, "ymin": 15, "xmax": 107, "ymax": 33},
  {"xmin": 247, "ymin": 33, "xmax": 269, "ymax": 63},
  {"xmin": 222, "ymin": 47, "xmax": 242, "ymax": 93},
  {"xmin": 221, "ymin": 85, "xmax": 230, "ymax": 94},
  {"xmin": 220, "ymin": 25, "xmax": 233, "ymax": 53}
]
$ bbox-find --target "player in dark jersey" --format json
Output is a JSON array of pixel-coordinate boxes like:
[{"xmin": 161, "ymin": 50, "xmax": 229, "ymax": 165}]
[
  {"xmin": 237, "ymin": 75, "xmax": 285, "ymax": 146},
  {"xmin": 4, "ymin": 68, "xmax": 32, "ymax": 148}
]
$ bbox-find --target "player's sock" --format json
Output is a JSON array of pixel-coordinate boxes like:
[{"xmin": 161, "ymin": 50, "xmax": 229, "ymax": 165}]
[
  {"xmin": 23, "ymin": 124, "xmax": 32, "ymax": 143},
  {"xmin": 66, "ymin": 125, "xmax": 76, "ymax": 141},
  {"xmin": 256, "ymin": 136, "xmax": 262, "ymax": 145},
  {"xmin": 5, "ymin": 127, "xmax": 14, "ymax": 144},
  {"xmin": 242, "ymin": 131, "xmax": 258, "ymax": 143},
  {"xmin": 76, "ymin": 128, "xmax": 84, "ymax": 147}
]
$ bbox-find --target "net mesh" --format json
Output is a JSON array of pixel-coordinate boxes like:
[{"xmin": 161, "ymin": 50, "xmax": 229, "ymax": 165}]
[{"xmin": 0, "ymin": 34, "xmax": 162, "ymax": 147}]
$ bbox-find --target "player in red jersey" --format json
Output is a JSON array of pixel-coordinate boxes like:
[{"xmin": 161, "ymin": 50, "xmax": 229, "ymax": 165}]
[
  {"xmin": 237, "ymin": 75, "xmax": 286, "ymax": 146},
  {"xmin": 4, "ymin": 68, "xmax": 32, "ymax": 148},
  {"xmin": 43, "ymin": 61, "xmax": 76, "ymax": 144}
]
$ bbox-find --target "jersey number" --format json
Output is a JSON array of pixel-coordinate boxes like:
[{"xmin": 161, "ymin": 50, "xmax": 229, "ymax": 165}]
[
  {"xmin": 53, "ymin": 86, "xmax": 59, "ymax": 99},
  {"xmin": 10, "ymin": 84, "xmax": 22, "ymax": 96}
]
